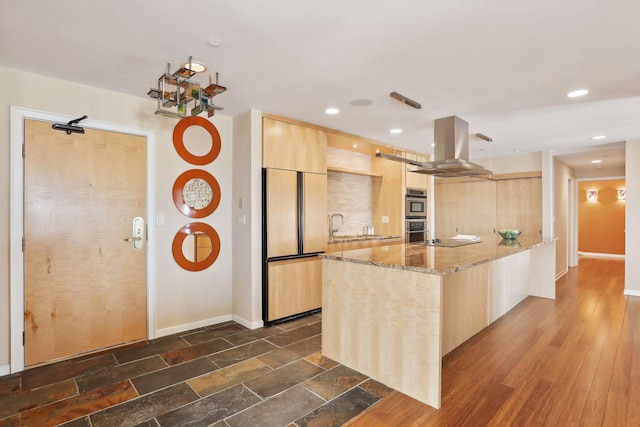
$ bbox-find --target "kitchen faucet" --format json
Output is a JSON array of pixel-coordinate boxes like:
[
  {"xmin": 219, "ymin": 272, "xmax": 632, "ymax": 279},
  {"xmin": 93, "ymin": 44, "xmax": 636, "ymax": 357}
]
[{"xmin": 329, "ymin": 213, "xmax": 344, "ymax": 238}]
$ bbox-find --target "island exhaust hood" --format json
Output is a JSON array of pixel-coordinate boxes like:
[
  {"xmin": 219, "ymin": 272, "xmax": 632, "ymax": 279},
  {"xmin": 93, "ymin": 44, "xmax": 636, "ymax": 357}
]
[{"xmin": 376, "ymin": 116, "xmax": 492, "ymax": 178}]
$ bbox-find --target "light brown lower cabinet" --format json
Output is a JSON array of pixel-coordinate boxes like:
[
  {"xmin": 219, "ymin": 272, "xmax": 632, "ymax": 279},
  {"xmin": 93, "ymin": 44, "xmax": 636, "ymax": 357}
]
[{"xmin": 267, "ymin": 257, "xmax": 322, "ymax": 321}]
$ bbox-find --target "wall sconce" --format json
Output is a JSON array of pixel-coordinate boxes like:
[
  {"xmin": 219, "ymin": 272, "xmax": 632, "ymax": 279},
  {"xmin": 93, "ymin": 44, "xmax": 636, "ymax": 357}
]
[
  {"xmin": 587, "ymin": 190, "xmax": 598, "ymax": 202},
  {"xmin": 147, "ymin": 56, "xmax": 227, "ymax": 119},
  {"xmin": 618, "ymin": 189, "xmax": 626, "ymax": 200}
]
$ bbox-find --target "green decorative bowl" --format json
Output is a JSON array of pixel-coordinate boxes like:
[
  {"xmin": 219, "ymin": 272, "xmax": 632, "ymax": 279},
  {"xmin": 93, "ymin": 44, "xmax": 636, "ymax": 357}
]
[
  {"xmin": 498, "ymin": 229, "xmax": 521, "ymax": 240},
  {"xmin": 499, "ymin": 239, "xmax": 521, "ymax": 248}
]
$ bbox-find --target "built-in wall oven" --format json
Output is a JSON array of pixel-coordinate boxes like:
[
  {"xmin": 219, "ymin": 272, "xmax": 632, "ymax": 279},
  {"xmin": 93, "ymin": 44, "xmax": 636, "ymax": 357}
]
[
  {"xmin": 405, "ymin": 219, "xmax": 428, "ymax": 243},
  {"xmin": 405, "ymin": 188, "xmax": 427, "ymax": 218},
  {"xmin": 405, "ymin": 188, "xmax": 428, "ymax": 243}
]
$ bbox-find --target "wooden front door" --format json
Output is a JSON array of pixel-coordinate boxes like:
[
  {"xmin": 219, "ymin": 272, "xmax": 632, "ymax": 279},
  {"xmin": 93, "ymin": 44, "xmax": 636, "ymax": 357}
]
[{"xmin": 23, "ymin": 119, "xmax": 147, "ymax": 367}]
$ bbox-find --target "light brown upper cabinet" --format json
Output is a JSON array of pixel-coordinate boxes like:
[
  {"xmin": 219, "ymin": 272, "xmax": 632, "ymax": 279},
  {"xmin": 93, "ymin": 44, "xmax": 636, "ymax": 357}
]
[
  {"xmin": 263, "ymin": 117, "xmax": 327, "ymax": 174},
  {"xmin": 405, "ymin": 152, "xmax": 430, "ymax": 191},
  {"xmin": 372, "ymin": 155, "xmax": 404, "ymax": 237}
]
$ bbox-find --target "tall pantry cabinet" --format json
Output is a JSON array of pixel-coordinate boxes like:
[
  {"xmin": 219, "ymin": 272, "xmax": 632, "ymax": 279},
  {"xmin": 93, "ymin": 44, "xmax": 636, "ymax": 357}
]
[{"xmin": 262, "ymin": 116, "xmax": 328, "ymax": 323}]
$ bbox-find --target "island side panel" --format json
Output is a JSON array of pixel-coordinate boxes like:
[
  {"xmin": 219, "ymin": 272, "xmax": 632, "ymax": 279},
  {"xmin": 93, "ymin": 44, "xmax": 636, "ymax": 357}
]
[
  {"xmin": 529, "ymin": 240, "xmax": 556, "ymax": 299},
  {"xmin": 322, "ymin": 258, "xmax": 443, "ymax": 409}
]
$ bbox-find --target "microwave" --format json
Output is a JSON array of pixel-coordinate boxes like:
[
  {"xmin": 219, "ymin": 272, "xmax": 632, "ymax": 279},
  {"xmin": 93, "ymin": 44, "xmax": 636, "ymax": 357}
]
[{"xmin": 405, "ymin": 188, "xmax": 427, "ymax": 218}]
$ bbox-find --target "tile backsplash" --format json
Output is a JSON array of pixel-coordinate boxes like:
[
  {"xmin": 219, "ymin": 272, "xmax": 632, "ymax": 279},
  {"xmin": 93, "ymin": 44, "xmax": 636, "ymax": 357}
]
[{"xmin": 327, "ymin": 148, "xmax": 374, "ymax": 236}]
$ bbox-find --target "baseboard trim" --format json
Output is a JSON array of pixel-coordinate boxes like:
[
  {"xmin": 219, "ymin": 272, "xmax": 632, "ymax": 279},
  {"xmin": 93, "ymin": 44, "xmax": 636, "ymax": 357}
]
[
  {"xmin": 232, "ymin": 315, "xmax": 264, "ymax": 330},
  {"xmin": 624, "ymin": 289, "xmax": 640, "ymax": 297},
  {"xmin": 555, "ymin": 268, "xmax": 568, "ymax": 280},
  {"xmin": 579, "ymin": 251, "xmax": 625, "ymax": 260},
  {"xmin": 155, "ymin": 314, "xmax": 233, "ymax": 338},
  {"xmin": 0, "ymin": 364, "xmax": 10, "ymax": 377},
  {"xmin": 155, "ymin": 313, "xmax": 266, "ymax": 338}
]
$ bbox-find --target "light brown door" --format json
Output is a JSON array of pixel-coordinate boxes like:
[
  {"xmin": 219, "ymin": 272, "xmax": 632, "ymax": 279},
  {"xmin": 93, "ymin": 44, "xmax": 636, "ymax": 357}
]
[
  {"xmin": 23, "ymin": 119, "xmax": 147, "ymax": 367},
  {"xmin": 302, "ymin": 172, "xmax": 327, "ymax": 253},
  {"xmin": 266, "ymin": 168, "xmax": 298, "ymax": 258}
]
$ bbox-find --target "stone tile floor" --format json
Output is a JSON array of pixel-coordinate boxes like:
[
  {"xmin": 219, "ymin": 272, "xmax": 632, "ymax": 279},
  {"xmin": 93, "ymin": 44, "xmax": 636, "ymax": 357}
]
[{"xmin": 0, "ymin": 314, "xmax": 392, "ymax": 427}]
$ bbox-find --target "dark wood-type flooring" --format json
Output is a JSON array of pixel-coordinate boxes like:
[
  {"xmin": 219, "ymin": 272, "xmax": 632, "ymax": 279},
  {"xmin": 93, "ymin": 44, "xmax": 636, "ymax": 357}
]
[
  {"xmin": 1, "ymin": 257, "xmax": 635, "ymax": 426},
  {"xmin": 0, "ymin": 314, "xmax": 392, "ymax": 427}
]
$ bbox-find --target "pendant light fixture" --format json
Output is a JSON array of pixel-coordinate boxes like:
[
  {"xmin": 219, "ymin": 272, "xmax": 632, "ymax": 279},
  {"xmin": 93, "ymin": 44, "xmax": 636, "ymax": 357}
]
[{"xmin": 147, "ymin": 56, "xmax": 227, "ymax": 119}]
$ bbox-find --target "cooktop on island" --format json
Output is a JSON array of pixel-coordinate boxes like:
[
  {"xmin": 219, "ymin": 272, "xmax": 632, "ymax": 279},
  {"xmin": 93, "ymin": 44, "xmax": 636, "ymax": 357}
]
[{"xmin": 422, "ymin": 238, "xmax": 482, "ymax": 247}]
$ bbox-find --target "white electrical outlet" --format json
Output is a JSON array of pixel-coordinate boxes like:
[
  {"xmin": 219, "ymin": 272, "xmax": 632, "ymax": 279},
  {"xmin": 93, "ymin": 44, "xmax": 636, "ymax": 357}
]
[
  {"xmin": 382, "ymin": 216, "xmax": 389, "ymax": 223},
  {"xmin": 237, "ymin": 214, "xmax": 247, "ymax": 225}
]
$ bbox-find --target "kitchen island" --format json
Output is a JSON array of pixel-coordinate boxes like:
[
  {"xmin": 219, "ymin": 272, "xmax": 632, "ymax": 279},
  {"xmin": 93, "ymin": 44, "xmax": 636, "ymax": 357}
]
[{"xmin": 319, "ymin": 235, "xmax": 556, "ymax": 408}]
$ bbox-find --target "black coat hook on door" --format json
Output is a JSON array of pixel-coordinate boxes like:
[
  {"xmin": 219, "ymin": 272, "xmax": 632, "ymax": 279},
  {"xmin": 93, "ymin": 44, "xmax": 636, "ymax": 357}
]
[{"xmin": 52, "ymin": 115, "xmax": 88, "ymax": 134}]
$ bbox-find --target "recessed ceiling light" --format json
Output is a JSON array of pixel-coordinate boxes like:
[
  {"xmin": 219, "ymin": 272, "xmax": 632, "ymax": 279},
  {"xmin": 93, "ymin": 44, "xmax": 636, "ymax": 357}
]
[
  {"xmin": 591, "ymin": 135, "xmax": 606, "ymax": 140},
  {"xmin": 325, "ymin": 108, "xmax": 340, "ymax": 115},
  {"xmin": 390, "ymin": 128, "xmax": 402, "ymax": 134},
  {"xmin": 207, "ymin": 37, "xmax": 223, "ymax": 47},
  {"xmin": 513, "ymin": 149, "xmax": 525, "ymax": 153},
  {"xmin": 431, "ymin": 143, "xmax": 435, "ymax": 147},
  {"xmin": 184, "ymin": 60, "xmax": 206, "ymax": 73},
  {"xmin": 567, "ymin": 89, "xmax": 589, "ymax": 98},
  {"xmin": 349, "ymin": 99, "xmax": 373, "ymax": 107},
  {"xmin": 352, "ymin": 144, "xmax": 358, "ymax": 148},
  {"xmin": 591, "ymin": 159, "xmax": 602, "ymax": 164}
]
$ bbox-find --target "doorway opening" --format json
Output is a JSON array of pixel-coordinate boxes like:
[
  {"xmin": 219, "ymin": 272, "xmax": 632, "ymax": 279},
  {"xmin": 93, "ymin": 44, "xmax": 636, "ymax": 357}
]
[{"xmin": 576, "ymin": 177, "xmax": 626, "ymax": 260}]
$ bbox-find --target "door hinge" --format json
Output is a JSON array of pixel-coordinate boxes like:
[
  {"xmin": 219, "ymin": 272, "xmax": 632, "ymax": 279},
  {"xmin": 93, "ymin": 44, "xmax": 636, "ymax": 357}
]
[
  {"xmin": 23, "ymin": 331, "xmax": 25, "ymax": 346},
  {"xmin": 22, "ymin": 237, "xmax": 25, "ymax": 252},
  {"xmin": 22, "ymin": 144, "xmax": 25, "ymax": 158}
]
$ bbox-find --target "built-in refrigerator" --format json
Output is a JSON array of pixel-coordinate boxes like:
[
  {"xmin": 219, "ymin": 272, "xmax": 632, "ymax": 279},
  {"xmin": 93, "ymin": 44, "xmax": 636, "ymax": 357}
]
[{"xmin": 262, "ymin": 168, "xmax": 327, "ymax": 323}]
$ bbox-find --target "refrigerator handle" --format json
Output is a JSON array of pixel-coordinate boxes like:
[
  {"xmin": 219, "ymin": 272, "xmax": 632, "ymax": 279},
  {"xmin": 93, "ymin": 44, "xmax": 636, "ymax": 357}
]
[{"xmin": 297, "ymin": 171, "xmax": 304, "ymax": 255}]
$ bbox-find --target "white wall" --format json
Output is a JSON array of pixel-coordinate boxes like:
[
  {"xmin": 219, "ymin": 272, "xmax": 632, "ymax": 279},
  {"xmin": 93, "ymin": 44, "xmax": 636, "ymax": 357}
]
[
  {"xmin": 553, "ymin": 157, "xmax": 575, "ymax": 278},
  {"xmin": 0, "ymin": 66, "xmax": 235, "ymax": 369},
  {"xmin": 574, "ymin": 166, "xmax": 626, "ymax": 179},
  {"xmin": 625, "ymin": 140, "xmax": 640, "ymax": 295},
  {"xmin": 477, "ymin": 152, "xmax": 542, "ymax": 174},
  {"xmin": 232, "ymin": 110, "xmax": 264, "ymax": 328}
]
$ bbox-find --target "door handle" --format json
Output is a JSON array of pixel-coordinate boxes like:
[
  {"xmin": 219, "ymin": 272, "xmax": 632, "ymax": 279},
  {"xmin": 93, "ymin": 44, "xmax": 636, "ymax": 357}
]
[{"xmin": 126, "ymin": 217, "xmax": 145, "ymax": 250}]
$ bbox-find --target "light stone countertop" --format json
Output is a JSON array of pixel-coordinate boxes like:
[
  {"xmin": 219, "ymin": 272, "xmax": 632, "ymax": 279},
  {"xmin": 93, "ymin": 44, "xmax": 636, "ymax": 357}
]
[
  {"xmin": 327, "ymin": 234, "xmax": 402, "ymax": 244},
  {"xmin": 320, "ymin": 234, "xmax": 555, "ymax": 275}
]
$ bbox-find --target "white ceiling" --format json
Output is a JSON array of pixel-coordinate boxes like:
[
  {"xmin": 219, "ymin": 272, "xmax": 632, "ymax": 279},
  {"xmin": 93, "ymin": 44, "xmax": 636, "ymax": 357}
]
[{"xmin": 2, "ymin": 1, "xmax": 638, "ymax": 175}]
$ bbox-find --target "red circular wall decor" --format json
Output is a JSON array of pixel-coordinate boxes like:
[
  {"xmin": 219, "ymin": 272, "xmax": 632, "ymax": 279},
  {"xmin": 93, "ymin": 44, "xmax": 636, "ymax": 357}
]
[
  {"xmin": 172, "ymin": 116, "xmax": 221, "ymax": 165},
  {"xmin": 171, "ymin": 222, "xmax": 221, "ymax": 271},
  {"xmin": 172, "ymin": 169, "xmax": 221, "ymax": 218}
]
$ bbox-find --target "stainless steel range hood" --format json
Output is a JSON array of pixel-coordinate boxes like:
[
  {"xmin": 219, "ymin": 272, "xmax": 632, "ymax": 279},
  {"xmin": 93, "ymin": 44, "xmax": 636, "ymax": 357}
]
[{"xmin": 376, "ymin": 116, "xmax": 492, "ymax": 178}]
